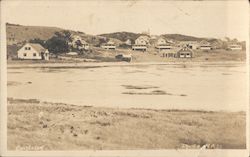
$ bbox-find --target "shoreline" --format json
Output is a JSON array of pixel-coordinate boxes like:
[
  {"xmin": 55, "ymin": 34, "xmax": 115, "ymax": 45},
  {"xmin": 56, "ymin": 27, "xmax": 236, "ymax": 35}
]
[
  {"xmin": 7, "ymin": 60, "xmax": 246, "ymax": 69},
  {"xmin": 7, "ymin": 97, "xmax": 246, "ymax": 113}
]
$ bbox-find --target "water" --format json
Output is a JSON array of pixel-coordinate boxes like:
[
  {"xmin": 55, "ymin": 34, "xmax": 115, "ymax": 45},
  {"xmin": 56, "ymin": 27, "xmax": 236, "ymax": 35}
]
[{"xmin": 7, "ymin": 63, "xmax": 248, "ymax": 111}]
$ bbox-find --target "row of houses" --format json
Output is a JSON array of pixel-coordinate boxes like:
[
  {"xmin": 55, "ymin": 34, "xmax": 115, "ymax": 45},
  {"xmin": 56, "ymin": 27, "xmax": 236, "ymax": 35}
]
[
  {"xmin": 100, "ymin": 36, "xmax": 243, "ymax": 51},
  {"xmin": 16, "ymin": 34, "xmax": 243, "ymax": 60}
]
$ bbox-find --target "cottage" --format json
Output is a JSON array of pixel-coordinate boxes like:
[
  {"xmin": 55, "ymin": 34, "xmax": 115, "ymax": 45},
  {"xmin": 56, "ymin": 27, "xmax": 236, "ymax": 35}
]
[
  {"xmin": 155, "ymin": 38, "xmax": 172, "ymax": 50},
  {"xmin": 17, "ymin": 43, "xmax": 49, "ymax": 60},
  {"xmin": 199, "ymin": 40, "xmax": 211, "ymax": 50},
  {"xmin": 228, "ymin": 44, "xmax": 242, "ymax": 50},
  {"xmin": 101, "ymin": 41, "xmax": 116, "ymax": 50},
  {"xmin": 132, "ymin": 36, "xmax": 149, "ymax": 51},
  {"xmin": 176, "ymin": 47, "xmax": 193, "ymax": 58},
  {"xmin": 162, "ymin": 46, "xmax": 193, "ymax": 58},
  {"xmin": 69, "ymin": 35, "xmax": 89, "ymax": 50}
]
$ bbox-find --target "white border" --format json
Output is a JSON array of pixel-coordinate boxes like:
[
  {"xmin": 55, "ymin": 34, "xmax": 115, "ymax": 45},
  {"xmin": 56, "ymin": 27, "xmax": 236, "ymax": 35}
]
[{"xmin": 0, "ymin": 0, "xmax": 249, "ymax": 157}]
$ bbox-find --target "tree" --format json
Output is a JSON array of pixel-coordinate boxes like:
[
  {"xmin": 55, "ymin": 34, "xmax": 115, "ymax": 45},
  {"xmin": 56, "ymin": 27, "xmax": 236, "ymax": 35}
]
[
  {"xmin": 63, "ymin": 30, "xmax": 72, "ymax": 43},
  {"xmin": 224, "ymin": 37, "xmax": 231, "ymax": 42},
  {"xmin": 96, "ymin": 38, "xmax": 108, "ymax": 47},
  {"xmin": 45, "ymin": 31, "xmax": 71, "ymax": 54}
]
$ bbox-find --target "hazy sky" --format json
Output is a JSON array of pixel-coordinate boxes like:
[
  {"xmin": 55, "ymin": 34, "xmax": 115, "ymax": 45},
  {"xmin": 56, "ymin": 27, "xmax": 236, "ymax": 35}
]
[{"xmin": 1, "ymin": 0, "xmax": 249, "ymax": 40}]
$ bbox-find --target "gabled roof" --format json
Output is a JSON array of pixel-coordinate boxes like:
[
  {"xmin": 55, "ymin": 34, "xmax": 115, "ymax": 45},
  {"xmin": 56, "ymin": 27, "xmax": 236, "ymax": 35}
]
[
  {"xmin": 28, "ymin": 43, "xmax": 46, "ymax": 52},
  {"xmin": 200, "ymin": 40, "xmax": 210, "ymax": 45},
  {"xmin": 137, "ymin": 36, "xmax": 150, "ymax": 41},
  {"xmin": 178, "ymin": 46, "xmax": 193, "ymax": 52},
  {"xmin": 107, "ymin": 41, "xmax": 115, "ymax": 45}
]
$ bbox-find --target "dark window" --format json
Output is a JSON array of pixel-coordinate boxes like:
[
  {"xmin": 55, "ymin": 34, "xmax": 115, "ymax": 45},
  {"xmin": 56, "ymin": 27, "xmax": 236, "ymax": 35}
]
[
  {"xmin": 23, "ymin": 53, "xmax": 27, "ymax": 57},
  {"xmin": 33, "ymin": 53, "xmax": 36, "ymax": 57},
  {"xmin": 25, "ymin": 47, "xmax": 31, "ymax": 50}
]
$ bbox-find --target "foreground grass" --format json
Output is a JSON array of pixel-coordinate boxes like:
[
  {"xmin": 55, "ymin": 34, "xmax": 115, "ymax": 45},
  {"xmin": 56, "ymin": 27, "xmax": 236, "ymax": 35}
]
[{"xmin": 7, "ymin": 98, "xmax": 246, "ymax": 150}]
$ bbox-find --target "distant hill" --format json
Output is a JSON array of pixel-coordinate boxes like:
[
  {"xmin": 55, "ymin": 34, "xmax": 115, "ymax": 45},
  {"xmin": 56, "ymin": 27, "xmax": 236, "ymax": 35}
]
[
  {"xmin": 161, "ymin": 34, "xmax": 206, "ymax": 42},
  {"xmin": 99, "ymin": 32, "xmax": 148, "ymax": 43},
  {"xmin": 6, "ymin": 23, "xmax": 245, "ymax": 55},
  {"xmin": 6, "ymin": 23, "xmax": 123, "ymax": 47},
  {"xmin": 6, "ymin": 23, "xmax": 64, "ymax": 45},
  {"xmin": 99, "ymin": 32, "xmax": 214, "ymax": 43}
]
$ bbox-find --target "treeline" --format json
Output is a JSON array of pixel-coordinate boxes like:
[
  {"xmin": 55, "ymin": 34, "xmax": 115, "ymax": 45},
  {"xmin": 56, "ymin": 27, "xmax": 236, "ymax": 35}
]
[{"xmin": 29, "ymin": 31, "xmax": 73, "ymax": 54}]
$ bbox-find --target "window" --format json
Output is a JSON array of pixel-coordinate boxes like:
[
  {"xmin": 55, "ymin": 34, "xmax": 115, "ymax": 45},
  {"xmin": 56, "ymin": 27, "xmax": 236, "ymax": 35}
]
[
  {"xmin": 33, "ymin": 53, "xmax": 37, "ymax": 57},
  {"xmin": 25, "ymin": 47, "xmax": 31, "ymax": 50},
  {"xmin": 23, "ymin": 53, "xmax": 27, "ymax": 57}
]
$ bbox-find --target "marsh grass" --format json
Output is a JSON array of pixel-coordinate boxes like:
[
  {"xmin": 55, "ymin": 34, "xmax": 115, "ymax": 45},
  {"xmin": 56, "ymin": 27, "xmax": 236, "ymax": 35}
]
[{"xmin": 7, "ymin": 98, "xmax": 246, "ymax": 150}]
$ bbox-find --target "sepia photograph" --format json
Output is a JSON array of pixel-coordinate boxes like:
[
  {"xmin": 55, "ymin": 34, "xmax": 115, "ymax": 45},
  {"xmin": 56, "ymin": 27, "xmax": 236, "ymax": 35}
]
[{"xmin": 0, "ymin": 0, "xmax": 249, "ymax": 157}]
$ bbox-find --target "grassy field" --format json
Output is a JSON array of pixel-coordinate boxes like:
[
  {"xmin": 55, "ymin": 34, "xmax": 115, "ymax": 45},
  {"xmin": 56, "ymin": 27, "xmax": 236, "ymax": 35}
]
[{"xmin": 7, "ymin": 98, "xmax": 246, "ymax": 150}]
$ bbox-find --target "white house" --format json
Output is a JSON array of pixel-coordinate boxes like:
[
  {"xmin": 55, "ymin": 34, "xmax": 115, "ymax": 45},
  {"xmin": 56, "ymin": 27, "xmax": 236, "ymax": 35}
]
[
  {"xmin": 199, "ymin": 40, "xmax": 212, "ymax": 50},
  {"xmin": 69, "ymin": 35, "xmax": 89, "ymax": 50},
  {"xmin": 101, "ymin": 41, "xmax": 116, "ymax": 50},
  {"xmin": 132, "ymin": 36, "xmax": 149, "ymax": 51},
  {"xmin": 125, "ymin": 39, "xmax": 132, "ymax": 46},
  {"xmin": 155, "ymin": 38, "xmax": 172, "ymax": 50},
  {"xmin": 228, "ymin": 44, "xmax": 242, "ymax": 50},
  {"xmin": 178, "ymin": 41, "xmax": 199, "ymax": 50},
  {"xmin": 17, "ymin": 43, "xmax": 49, "ymax": 60}
]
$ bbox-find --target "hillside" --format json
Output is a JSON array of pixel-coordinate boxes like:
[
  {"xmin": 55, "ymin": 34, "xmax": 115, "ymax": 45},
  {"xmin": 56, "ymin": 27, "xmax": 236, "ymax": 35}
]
[
  {"xmin": 161, "ymin": 34, "xmax": 205, "ymax": 41},
  {"xmin": 6, "ymin": 23, "xmax": 64, "ymax": 45},
  {"xmin": 6, "ymin": 23, "xmax": 222, "ymax": 46},
  {"xmin": 6, "ymin": 23, "xmax": 123, "ymax": 47},
  {"xmin": 99, "ymin": 32, "xmax": 146, "ymax": 43},
  {"xmin": 99, "ymin": 32, "xmax": 213, "ymax": 43}
]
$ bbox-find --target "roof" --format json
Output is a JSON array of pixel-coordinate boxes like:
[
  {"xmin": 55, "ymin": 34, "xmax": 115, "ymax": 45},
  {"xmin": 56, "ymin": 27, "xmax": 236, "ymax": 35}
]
[
  {"xmin": 200, "ymin": 40, "xmax": 210, "ymax": 45},
  {"xmin": 157, "ymin": 37, "xmax": 165, "ymax": 41},
  {"xmin": 161, "ymin": 46, "xmax": 193, "ymax": 54},
  {"xmin": 177, "ymin": 46, "xmax": 193, "ymax": 53},
  {"xmin": 137, "ymin": 36, "xmax": 150, "ymax": 41},
  {"xmin": 107, "ymin": 41, "xmax": 115, "ymax": 44},
  {"xmin": 28, "ymin": 43, "xmax": 46, "ymax": 52},
  {"xmin": 159, "ymin": 47, "xmax": 180, "ymax": 54}
]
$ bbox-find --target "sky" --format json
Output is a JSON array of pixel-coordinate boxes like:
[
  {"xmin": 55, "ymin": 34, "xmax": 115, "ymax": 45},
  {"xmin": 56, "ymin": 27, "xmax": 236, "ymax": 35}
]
[{"xmin": 1, "ymin": 0, "xmax": 249, "ymax": 40}]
